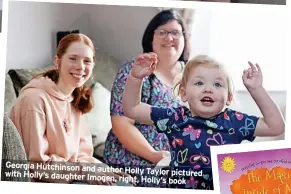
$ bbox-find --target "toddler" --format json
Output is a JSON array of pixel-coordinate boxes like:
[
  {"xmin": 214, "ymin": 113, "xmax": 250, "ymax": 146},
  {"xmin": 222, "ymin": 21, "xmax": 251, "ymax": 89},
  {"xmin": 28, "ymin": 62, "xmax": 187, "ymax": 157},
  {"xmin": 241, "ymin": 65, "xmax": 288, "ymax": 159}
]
[{"xmin": 122, "ymin": 53, "xmax": 285, "ymax": 189}]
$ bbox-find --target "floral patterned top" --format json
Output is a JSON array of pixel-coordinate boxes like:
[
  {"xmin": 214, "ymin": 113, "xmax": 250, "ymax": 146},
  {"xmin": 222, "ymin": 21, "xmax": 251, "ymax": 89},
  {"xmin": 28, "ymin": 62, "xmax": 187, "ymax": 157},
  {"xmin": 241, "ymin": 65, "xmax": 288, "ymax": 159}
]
[
  {"xmin": 103, "ymin": 59, "xmax": 184, "ymax": 167},
  {"xmin": 150, "ymin": 106, "xmax": 259, "ymax": 189}
]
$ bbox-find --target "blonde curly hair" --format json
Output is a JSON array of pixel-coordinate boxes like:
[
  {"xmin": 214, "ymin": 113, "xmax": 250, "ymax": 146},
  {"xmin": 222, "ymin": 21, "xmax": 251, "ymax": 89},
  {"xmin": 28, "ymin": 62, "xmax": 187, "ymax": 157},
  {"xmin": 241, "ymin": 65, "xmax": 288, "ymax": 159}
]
[{"xmin": 174, "ymin": 55, "xmax": 235, "ymax": 106}]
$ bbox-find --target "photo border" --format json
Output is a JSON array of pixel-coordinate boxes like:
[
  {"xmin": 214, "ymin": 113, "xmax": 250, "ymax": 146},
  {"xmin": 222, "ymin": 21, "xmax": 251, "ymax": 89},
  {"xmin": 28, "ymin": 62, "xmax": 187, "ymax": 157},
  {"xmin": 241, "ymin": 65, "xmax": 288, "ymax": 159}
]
[
  {"xmin": 1, "ymin": 1, "xmax": 290, "ymax": 194},
  {"xmin": 211, "ymin": 140, "xmax": 291, "ymax": 193}
]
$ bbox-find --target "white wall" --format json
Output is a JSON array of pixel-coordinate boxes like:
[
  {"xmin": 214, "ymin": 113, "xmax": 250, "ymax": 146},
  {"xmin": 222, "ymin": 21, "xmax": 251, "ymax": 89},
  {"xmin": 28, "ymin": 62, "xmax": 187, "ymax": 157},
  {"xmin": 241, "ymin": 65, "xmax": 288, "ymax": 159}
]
[
  {"xmin": 6, "ymin": 2, "xmax": 97, "ymax": 70},
  {"xmin": 190, "ymin": 8, "xmax": 212, "ymax": 56},
  {"xmin": 231, "ymin": 91, "xmax": 286, "ymax": 142},
  {"xmin": 87, "ymin": 4, "xmax": 158, "ymax": 64},
  {"xmin": 6, "ymin": 2, "xmax": 158, "ymax": 71},
  {"xmin": 6, "ymin": 1, "xmax": 62, "ymax": 70},
  {"xmin": 190, "ymin": 7, "xmax": 288, "ymax": 91},
  {"xmin": 0, "ymin": 10, "xmax": 2, "ymax": 32},
  {"xmin": 208, "ymin": 8, "xmax": 288, "ymax": 92},
  {"xmin": 58, "ymin": 3, "xmax": 91, "ymax": 42},
  {"xmin": 189, "ymin": 8, "xmax": 287, "ymax": 142}
]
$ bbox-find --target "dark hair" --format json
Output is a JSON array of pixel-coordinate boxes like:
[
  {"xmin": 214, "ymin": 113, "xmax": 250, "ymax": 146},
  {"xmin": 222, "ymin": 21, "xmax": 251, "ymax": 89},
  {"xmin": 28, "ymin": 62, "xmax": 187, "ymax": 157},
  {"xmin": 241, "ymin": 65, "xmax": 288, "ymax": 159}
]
[
  {"xmin": 142, "ymin": 9, "xmax": 189, "ymax": 62},
  {"xmin": 39, "ymin": 33, "xmax": 95, "ymax": 114}
]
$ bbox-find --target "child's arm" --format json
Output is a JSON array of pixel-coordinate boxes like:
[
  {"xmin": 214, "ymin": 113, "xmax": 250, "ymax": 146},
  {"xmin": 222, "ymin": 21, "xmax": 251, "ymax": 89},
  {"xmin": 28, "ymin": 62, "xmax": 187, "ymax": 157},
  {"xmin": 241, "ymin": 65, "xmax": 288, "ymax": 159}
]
[
  {"xmin": 242, "ymin": 62, "xmax": 285, "ymax": 136},
  {"xmin": 122, "ymin": 53, "xmax": 158, "ymax": 125}
]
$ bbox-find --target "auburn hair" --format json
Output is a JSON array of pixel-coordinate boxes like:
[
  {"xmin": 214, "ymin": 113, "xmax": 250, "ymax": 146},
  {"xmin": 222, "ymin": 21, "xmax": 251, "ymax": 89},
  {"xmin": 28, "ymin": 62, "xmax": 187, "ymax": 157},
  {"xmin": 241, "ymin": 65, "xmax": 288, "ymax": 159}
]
[{"xmin": 39, "ymin": 33, "xmax": 95, "ymax": 114}]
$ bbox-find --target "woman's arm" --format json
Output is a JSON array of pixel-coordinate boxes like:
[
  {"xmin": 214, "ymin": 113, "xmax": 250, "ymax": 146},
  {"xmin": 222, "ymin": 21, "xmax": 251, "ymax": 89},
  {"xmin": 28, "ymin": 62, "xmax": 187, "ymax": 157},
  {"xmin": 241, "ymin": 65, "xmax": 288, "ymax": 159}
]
[
  {"xmin": 242, "ymin": 62, "xmax": 285, "ymax": 136},
  {"xmin": 111, "ymin": 116, "xmax": 166, "ymax": 164}
]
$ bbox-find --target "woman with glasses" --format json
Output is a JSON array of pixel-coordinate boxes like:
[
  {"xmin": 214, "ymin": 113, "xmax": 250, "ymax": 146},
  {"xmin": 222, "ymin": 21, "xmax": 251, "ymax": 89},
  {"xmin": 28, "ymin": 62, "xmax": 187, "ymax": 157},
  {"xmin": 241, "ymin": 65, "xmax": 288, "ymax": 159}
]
[{"xmin": 103, "ymin": 9, "xmax": 189, "ymax": 187}]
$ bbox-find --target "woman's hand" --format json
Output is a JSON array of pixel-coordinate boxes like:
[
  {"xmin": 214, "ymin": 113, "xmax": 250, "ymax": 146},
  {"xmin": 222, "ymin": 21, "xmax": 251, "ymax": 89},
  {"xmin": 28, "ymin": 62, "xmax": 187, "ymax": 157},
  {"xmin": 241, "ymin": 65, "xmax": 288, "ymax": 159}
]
[
  {"xmin": 150, "ymin": 150, "xmax": 171, "ymax": 164},
  {"xmin": 131, "ymin": 52, "xmax": 158, "ymax": 80},
  {"xmin": 242, "ymin": 61, "xmax": 263, "ymax": 92}
]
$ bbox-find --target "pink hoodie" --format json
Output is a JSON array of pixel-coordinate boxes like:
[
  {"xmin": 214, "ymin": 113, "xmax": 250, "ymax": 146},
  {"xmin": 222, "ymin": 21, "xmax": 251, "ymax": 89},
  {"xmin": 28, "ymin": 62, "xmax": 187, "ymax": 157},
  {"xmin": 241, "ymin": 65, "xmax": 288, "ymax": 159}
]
[{"xmin": 10, "ymin": 76, "xmax": 99, "ymax": 165}]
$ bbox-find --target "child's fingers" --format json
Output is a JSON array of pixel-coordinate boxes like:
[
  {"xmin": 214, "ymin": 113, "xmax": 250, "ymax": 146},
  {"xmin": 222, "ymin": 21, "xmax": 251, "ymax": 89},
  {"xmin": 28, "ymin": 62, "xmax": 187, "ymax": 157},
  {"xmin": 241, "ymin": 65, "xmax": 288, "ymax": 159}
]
[
  {"xmin": 248, "ymin": 61, "xmax": 258, "ymax": 72},
  {"xmin": 150, "ymin": 60, "xmax": 157, "ymax": 69},
  {"xmin": 148, "ymin": 52, "xmax": 158, "ymax": 63},
  {"xmin": 148, "ymin": 52, "xmax": 158, "ymax": 59},
  {"xmin": 139, "ymin": 53, "xmax": 154, "ymax": 64},
  {"xmin": 137, "ymin": 54, "xmax": 146, "ymax": 60},
  {"xmin": 248, "ymin": 61, "xmax": 255, "ymax": 69},
  {"xmin": 135, "ymin": 59, "xmax": 150, "ymax": 69},
  {"xmin": 255, "ymin": 63, "xmax": 261, "ymax": 73},
  {"xmin": 135, "ymin": 55, "xmax": 145, "ymax": 65},
  {"xmin": 144, "ymin": 54, "xmax": 157, "ymax": 70},
  {"xmin": 243, "ymin": 68, "xmax": 253, "ymax": 79},
  {"xmin": 144, "ymin": 53, "xmax": 155, "ymax": 61},
  {"xmin": 136, "ymin": 53, "xmax": 152, "ymax": 62},
  {"xmin": 248, "ymin": 68, "xmax": 253, "ymax": 78},
  {"xmin": 242, "ymin": 69, "xmax": 248, "ymax": 80},
  {"xmin": 151, "ymin": 57, "xmax": 158, "ymax": 65},
  {"xmin": 149, "ymin": 65, "xmax": 156, "ymax": 73},
  {"xmin": 143, "ymin": 53, "xmax": 151, "ymax": 59},
  {"xmin": 135, "ymin": 53, "xmax": 158, "ymax": 70}
]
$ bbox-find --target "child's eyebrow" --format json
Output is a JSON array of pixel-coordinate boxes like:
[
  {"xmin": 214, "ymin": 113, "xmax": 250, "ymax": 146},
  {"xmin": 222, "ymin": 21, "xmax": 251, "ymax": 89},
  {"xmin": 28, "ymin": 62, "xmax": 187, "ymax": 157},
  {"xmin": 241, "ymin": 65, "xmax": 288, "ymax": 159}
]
[
  {"xmin": 193, "ymin": 75, "xmax": 204, "ymax": 79},
  {"xmin": 215, "ymin": 77, "xmax": 225, "ymax": 81},
  {"xmin": 214, "ymin": 77, "xmax": 228, "ymax": 84}
]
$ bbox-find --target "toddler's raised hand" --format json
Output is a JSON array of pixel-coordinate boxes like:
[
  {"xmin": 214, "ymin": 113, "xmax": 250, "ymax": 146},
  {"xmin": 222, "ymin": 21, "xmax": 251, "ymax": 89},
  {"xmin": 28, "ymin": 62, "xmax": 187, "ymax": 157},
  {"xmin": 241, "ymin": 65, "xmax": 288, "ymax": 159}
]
[
  {"xmin": 131, "ymin": 52, "xmax": 158, "ymax": 80},
  {"xmin": 242, "ymin": 61, "xmax": 263, "ymax": 92}
]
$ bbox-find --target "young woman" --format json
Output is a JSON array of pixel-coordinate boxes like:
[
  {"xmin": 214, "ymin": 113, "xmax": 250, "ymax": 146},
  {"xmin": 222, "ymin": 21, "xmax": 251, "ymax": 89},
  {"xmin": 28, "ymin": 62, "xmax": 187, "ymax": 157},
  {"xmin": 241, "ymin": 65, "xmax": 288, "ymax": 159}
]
[
  {"xmin": 10, "ymin": 33, "xmax": 128, "ymax": 185},
  {"xmin": 103, "ymin": 9, "xmax": 190, "ymax": 187},
  {"xmin": 104, "ymin": 9, "xmax": 189, "ymax": 166}
]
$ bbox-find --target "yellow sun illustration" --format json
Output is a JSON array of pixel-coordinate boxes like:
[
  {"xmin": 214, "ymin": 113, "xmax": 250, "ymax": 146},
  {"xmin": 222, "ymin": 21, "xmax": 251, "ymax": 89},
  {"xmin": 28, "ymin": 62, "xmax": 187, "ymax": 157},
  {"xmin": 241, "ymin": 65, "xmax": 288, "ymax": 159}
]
[{"xmin": 221, "ymin": 156, "xmax": 236, "ymax": 173}]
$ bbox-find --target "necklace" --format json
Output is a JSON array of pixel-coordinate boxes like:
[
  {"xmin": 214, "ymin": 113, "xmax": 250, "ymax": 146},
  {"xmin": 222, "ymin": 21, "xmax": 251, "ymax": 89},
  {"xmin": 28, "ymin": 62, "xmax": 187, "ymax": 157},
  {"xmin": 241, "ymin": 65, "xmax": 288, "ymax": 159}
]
[{"xmin": 63, "ymin": 99, "xmax": 72, "ymax": 133}]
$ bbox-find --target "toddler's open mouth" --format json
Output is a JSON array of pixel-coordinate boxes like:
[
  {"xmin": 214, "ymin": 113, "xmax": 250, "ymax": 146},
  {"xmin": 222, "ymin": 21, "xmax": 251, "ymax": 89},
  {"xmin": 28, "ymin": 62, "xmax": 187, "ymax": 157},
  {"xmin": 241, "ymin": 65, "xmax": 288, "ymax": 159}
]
[{"xmin": 201, "ymin": 96, "xmax": 214, "ymax": 106}]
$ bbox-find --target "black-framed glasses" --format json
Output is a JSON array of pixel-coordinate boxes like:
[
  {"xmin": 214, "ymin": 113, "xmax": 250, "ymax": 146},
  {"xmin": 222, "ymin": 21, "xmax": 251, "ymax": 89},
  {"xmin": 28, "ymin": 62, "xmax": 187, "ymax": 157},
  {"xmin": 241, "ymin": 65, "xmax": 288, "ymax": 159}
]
[{"xmin": 154, "ymin": 29, "xmax": 184, "ymax": 39}]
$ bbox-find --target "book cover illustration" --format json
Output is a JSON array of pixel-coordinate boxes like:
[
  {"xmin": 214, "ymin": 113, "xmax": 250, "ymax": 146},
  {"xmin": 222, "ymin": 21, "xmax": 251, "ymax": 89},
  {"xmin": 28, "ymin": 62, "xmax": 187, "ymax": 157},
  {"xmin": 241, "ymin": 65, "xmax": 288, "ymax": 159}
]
[{"xmin": 217, "ymin": 148, "xmax": 291, "ymax": 194}]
